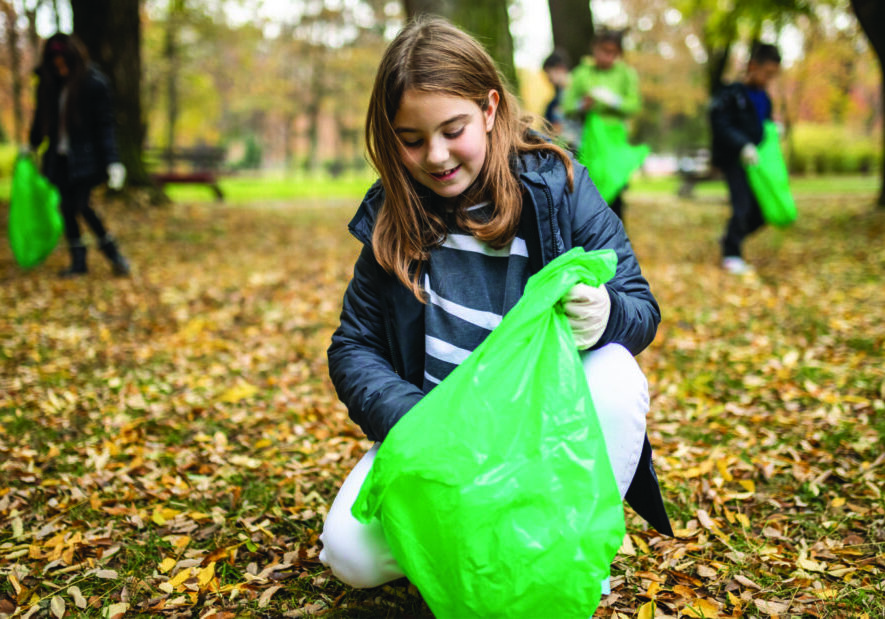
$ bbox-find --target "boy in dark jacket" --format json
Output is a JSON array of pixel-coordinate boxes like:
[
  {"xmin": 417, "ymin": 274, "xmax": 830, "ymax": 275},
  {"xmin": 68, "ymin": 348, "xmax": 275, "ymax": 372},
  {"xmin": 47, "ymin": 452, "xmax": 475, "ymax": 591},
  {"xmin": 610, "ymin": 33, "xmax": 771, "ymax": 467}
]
[{"xmin": 710, "ymin": 43, "xmax": 781, "ymax": 274}]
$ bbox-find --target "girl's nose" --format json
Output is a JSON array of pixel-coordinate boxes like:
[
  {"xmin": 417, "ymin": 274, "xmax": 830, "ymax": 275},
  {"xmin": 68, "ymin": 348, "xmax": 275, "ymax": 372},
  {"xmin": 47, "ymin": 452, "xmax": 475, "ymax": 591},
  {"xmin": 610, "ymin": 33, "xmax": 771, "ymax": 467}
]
[{"xmin": 426, "ymin": 137, "xmax": 448, "ymax": 166}]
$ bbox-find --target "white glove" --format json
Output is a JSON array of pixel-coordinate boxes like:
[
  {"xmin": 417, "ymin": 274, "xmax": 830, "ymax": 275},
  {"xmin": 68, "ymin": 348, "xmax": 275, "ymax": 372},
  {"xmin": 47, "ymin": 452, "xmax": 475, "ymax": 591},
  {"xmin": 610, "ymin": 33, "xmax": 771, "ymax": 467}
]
[
  {"xmin": 740, "ymin": 143, "xmax": 759, "ymax": 167},
  {"xmin": 107, "ymin": 162, "xmax": 126, "ymax": 190},
  {"xmin": 562, "ymin": 283, "xmax": 611, "ymax": 350}
]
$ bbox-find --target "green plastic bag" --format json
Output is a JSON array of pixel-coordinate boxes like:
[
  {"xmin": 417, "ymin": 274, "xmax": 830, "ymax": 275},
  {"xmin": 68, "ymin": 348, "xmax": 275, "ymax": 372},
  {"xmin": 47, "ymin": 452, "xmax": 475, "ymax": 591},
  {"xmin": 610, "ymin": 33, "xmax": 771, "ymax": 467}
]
[
  {"xmin": 577, "ymin": 112, "xmax": 649, "ymax": 204},
  {"xmin": 745, "ymin": 120, "xmax": 797, "ymax": 227},
  {"xmin": 9, "ymin": 155, "xmax": 62, "ymax": 268},
  {"xmin": 353, "ymin": 248, "xmax": 626, "ymax": 619}
]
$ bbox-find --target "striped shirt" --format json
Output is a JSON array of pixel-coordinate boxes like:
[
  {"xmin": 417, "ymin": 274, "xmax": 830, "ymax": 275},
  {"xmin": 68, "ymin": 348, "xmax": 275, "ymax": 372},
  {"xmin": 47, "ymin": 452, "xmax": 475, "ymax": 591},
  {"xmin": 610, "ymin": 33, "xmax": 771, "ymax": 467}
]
[{"xmin": 422, "ymin": 203, "xmax": 531, "ymax": 392}]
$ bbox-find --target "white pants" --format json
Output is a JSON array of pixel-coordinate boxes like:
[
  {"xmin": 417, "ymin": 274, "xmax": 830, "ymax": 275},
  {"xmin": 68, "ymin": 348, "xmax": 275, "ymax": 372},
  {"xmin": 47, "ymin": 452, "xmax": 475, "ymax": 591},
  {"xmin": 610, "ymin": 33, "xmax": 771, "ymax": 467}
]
[{"xmin": 319, "ymin": 343, "xmax": 649, "ymax": 589}]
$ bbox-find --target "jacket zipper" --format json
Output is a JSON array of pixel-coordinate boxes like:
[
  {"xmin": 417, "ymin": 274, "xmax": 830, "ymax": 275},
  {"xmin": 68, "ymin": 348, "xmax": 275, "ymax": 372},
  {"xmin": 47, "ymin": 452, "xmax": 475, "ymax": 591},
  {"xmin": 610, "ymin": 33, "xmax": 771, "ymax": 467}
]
[
  {"xmin": 383, "ymin": 307, "xmax": 401, "ymax": 376},
  {"xmin": 542, "ymin": 184, "xmax": 560, "ymax": 259}
]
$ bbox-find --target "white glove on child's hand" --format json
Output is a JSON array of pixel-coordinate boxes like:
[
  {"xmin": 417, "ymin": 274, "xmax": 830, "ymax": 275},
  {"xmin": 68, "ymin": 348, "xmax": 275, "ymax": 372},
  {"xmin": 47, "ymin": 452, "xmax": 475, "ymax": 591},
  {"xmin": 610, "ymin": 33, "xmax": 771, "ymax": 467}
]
[
  {"xmin": 107, "ymin": 162, "xmax": 126, "ymax": 190},
  {"xmin": 740, "ymin": 143, "xmax": 759, "ymax": 166},
  {"xmin": 589, "ymin": 86, "xmax": 623, "ymax": 109},
  {"xmin": 562, "ymin": 283, "xmax": 611, "ymax": 349}
]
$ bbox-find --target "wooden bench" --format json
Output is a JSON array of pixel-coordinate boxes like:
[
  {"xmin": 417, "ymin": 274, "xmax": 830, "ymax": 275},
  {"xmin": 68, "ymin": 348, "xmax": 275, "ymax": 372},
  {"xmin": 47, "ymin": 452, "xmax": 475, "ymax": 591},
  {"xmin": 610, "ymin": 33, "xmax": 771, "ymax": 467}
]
[
  {"xmin": 146, "ymin": 146, "xmax": 227, "ymax": 201},
  {"xmin": 676, "ymin": 148, "xmax": 722, "ymax": 198}
]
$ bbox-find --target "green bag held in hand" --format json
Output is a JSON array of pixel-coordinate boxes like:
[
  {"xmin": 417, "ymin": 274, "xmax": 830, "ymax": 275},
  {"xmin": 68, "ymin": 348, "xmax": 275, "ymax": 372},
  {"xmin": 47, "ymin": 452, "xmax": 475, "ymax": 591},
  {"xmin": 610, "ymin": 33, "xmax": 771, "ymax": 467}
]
[
  {"xmin": 745, "ymin": 120, "xmax": 797, "ymax": 227},
  {"xmin": 9, "ymin": 155, "xmax": 62, "ymax": 268},
  {"xmin": 353, "ymin": 247, "xmax": 626, "ymax": 619},
  {"xmin": 578, "ymin": 112, "xmax": 649, "ymax": 204}
]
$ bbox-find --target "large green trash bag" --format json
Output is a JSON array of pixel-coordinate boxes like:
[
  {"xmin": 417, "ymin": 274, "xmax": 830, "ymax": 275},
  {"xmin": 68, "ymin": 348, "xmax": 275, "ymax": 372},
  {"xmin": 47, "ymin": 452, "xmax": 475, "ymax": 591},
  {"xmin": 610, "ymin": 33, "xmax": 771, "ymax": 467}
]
[
  {"xmin": 745, "ymin": 120, "xmax": 797, "ymax": 227},
  {"xmin": 9, "ymin": 155, "xmax": 62, "ymax": 268},
  {"xmin": 577, "ymin": 112, "xmax": 649, "ymax": 204},
  {"xmin": 353, "ymin": 247, "xmax": 626, "ymax": 619}
]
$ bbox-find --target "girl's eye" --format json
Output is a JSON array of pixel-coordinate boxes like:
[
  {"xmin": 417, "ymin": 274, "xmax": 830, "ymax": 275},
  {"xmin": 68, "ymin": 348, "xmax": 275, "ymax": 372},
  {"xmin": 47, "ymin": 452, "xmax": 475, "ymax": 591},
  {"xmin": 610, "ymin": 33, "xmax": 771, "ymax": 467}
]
[
  {"xmin": 401, "ymin": 138, "xmax": 423, "ymax": 148},
  {"xmin": 444, "ymin": 127, "xmax": 464, "ymax": 139}
]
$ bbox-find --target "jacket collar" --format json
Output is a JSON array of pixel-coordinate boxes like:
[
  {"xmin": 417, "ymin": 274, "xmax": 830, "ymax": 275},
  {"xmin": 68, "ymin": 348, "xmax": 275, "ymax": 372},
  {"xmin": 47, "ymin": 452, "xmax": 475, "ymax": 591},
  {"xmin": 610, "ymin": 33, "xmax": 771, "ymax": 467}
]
[{"xmin": 348, "ymin": 149, "xmax": 569, "ymax": 249}]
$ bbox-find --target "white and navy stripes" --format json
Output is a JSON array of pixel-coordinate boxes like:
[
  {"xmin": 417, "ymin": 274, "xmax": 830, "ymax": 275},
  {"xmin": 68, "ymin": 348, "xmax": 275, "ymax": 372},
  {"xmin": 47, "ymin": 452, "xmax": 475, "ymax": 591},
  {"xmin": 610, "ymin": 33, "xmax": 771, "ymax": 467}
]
[{"xmin": 422, "ymin": 205, "xmax": 531, "ymax": 392}]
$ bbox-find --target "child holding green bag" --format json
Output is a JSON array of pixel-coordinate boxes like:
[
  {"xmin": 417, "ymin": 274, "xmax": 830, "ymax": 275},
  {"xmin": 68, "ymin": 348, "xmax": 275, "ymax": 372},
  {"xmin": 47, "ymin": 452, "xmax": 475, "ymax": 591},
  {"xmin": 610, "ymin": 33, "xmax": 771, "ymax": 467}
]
[
  {"xmin": 322, "ymin": 16, "xmax": 671, "ymax": 600},
  {"xmin": 710, "ymin": 43, "xmax": 783, "ymax": 275}
]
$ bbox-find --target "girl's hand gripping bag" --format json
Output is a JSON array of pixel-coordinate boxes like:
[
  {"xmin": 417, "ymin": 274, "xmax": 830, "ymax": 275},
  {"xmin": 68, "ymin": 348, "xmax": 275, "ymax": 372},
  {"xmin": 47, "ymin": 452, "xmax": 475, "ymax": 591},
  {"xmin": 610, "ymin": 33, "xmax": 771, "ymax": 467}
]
[
  {"xmin": 745, "ymin": 120, "xmax": 797, "ymax": 227},
  {"xmin": 353, "ymin": 248, "xmax": 626, "ymax": 619},
  {"xmin": 9, "ymin": 154, "xmax": 62, "ymax": 268}
]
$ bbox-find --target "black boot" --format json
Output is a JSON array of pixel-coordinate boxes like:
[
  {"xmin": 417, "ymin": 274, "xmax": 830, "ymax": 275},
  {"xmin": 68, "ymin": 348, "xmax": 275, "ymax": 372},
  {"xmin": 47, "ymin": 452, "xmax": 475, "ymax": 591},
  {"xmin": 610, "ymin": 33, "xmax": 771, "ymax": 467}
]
[
  {"xmin": 59, "ymin": 243, "xmax": 88, "ymax": 278},
  {"xmin": 99, "ymin": 235, "xmax": 131, "ymax": 276}
]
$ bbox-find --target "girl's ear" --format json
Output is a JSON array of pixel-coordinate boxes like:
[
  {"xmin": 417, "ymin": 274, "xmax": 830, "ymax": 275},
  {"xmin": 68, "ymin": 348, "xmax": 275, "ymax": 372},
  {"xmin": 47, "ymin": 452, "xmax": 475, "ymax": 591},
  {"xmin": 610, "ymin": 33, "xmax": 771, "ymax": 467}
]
[{"xmin": 484, "ymin": 89, "xmax": 500, "ymax": 132}]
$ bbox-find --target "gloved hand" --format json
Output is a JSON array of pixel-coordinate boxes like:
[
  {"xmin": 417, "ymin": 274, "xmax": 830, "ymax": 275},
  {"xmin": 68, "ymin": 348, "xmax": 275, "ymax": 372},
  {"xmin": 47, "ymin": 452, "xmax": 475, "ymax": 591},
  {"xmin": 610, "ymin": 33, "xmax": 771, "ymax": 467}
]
[
  {"xmin": 562, "ymin": 283, "xmax": 611, "ymax": 350},
  {"xmin": 740, "ymin": 143, "xmax": 759, "ymax": 166},
  {"xmin": 107, "ymin": 162, "xmax": 126, "ymax": 190}
]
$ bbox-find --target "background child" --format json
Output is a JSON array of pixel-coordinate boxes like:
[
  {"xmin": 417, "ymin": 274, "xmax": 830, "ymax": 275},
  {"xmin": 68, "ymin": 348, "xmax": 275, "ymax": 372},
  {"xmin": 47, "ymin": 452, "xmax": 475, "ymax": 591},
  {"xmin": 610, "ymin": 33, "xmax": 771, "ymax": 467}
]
[
  {"xmin": 542, "ymin": 48, "xmax": 579, "ymax": 150},
  {"xmin": 322, "ymin": 16, "xmax": 670, "ymax": 591},
  {"xmin": 562, "ymin": 27, "xmax": 642, "ymax": 221},
  {"xmin": 29, "ymin": 33, "xmax": 129, "ymax": 278},
  {"xmin": 710, "ymin": 43, "xmax": 782, "ymax": 275}
]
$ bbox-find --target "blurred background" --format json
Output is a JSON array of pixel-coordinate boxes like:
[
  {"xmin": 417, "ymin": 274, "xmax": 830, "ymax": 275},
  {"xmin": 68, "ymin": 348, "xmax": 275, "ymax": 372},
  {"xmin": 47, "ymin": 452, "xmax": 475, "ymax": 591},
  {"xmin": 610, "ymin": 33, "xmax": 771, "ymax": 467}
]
[{"xmin": 0, "ymin": 0, "xmax": 882, "ymax": 203}]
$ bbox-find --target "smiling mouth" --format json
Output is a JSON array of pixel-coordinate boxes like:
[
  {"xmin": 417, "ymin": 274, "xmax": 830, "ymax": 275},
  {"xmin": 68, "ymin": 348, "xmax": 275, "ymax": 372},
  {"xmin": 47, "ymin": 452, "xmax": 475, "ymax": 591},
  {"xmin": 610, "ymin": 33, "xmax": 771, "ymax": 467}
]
[{"xmin": 428, "ymin": 165, "xmax": 461, "ymax": 181}]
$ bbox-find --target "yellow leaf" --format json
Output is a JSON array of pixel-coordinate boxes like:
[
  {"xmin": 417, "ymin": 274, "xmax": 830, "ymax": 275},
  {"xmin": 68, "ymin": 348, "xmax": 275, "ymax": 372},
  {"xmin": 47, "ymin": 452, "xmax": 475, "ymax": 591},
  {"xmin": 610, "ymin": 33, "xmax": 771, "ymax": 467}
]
[
  {"xmin": 735, "ymin": 512, "xmax": 750, "ymax": 528},
  {"xmin": 684, "ymin": 598, "xmax": 721, "ymax": 618},
  {"xmin": 716, "ymin": 459, "xmax": 733, "ymax": 482},
  {"xmin": 198, "ymin": 562, "xmax": 216, "ymax": 588},
  {"xmin": 738, "ymin": 479, "xmax": 755, "ymax": 493},
  {"xmin": 168, "ymin": 567, "xmax": 193, "ymax": 589},
  {"xmin": 159, "ymin": 558, "xmax": 177, "ymax": 574},
  {"xmin": 631, "ymin": 534, "xmax": 650, "ymax": 554},
  {"xmin": 646, "ymin": 581, "xmax": 660, "ymax": 599},
  {"xmin": 218, "ymin": 382, "xmax": 259, "ymax": 403},
  {"xmin": 831, "ymin": 497, "xmax": 846, "ymax": 507},
  {"xmin": 637, "ymin": 600, "xmax": 656, "ymax": 619},
  {"xmin": 797, "ymin": 557, "xmax": 824, "ymax": 572}
]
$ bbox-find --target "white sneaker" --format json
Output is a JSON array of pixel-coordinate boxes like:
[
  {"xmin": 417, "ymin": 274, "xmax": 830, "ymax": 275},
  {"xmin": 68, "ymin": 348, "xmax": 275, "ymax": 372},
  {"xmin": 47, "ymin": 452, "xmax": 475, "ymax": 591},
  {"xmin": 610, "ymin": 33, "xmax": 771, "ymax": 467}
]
[{"xmin": 721, "ymin": 256, "xmax": 754, "ymax": 275}]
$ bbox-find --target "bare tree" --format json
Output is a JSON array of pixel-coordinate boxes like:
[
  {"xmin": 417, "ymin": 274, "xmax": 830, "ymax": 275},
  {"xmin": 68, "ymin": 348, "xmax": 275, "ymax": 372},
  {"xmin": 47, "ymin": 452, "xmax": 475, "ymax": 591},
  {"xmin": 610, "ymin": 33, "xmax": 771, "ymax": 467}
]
[{"xmin": 850, "ymin": 0, "xmax": 885, "ymax": 207}]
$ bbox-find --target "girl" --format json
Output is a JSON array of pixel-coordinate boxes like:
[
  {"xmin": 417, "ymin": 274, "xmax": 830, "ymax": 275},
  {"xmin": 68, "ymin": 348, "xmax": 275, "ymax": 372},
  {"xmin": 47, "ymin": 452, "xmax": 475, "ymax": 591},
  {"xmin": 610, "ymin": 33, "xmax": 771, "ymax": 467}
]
[
  {"xmin": 322, "ymin": 17, "xmax": 670, "ymax": 590},
  {"xmin": 29, "ymin": 33, "xmax": 130, "ymax": 277}
]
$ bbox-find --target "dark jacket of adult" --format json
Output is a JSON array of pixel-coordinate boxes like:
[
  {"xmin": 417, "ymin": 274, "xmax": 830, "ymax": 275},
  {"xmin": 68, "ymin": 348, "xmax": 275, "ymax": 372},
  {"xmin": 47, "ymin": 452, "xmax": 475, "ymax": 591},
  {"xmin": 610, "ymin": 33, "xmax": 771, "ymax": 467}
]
[
  {"xmin": 710, "ymin": 82, "xmax": 771, "ymax": 168},
  {"xmin": 327, "ymin": 149, "xmax": 673, "ymax": 535},
  {"xmin": 29, "ymin": 65, "xmax": 121, "ymax": 188}
]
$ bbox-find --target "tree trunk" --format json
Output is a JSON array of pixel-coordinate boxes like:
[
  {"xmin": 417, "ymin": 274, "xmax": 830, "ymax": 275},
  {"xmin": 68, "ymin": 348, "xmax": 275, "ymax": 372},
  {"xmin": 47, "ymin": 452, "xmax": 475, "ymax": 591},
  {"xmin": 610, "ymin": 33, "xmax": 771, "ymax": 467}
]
[
  {"xmin": 403, "ymin": 0, "xmax": 518, "ymax": 89},
  {"xmin": 1, "ymin": 1, "xmax": 25, "ymax": 144},
  {"xmin": 71, "ymin": 0, "xmax": 153, "ymax": 188},
  {"xmin": 849, "ymin": 0, "xmax": 885, "ymax": 207},
  {"xmin": 547, "ymin": 0, "xmax": 594, "ymax": 69}
]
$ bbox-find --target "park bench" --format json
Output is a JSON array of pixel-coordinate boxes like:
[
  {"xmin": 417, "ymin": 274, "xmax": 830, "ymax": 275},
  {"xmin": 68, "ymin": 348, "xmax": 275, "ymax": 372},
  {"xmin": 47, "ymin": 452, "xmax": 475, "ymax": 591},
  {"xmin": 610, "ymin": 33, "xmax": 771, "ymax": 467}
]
[
  {"xmin": 146, "ymin": 146, "xmax": 227, "ymax": 201},
  {"xmin": 676, "ymin": 148, "xmax": 722, "ymax": 198}
]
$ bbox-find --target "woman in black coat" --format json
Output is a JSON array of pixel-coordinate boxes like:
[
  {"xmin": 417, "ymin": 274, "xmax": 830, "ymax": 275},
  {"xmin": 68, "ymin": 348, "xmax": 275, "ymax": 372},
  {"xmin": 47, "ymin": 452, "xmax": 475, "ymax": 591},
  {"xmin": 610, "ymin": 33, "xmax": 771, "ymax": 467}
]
[{"xmin": 29, "ymin": 33, "xmax": 129, "ymax": 277}]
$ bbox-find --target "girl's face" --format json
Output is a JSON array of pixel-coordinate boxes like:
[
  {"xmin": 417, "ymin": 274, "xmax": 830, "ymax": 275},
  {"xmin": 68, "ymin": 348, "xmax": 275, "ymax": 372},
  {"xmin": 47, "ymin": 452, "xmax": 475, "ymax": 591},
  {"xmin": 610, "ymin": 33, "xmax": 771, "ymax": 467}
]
[{"xmin": 393, "ymin": 89, "xmax": 499, "ymax": 202}]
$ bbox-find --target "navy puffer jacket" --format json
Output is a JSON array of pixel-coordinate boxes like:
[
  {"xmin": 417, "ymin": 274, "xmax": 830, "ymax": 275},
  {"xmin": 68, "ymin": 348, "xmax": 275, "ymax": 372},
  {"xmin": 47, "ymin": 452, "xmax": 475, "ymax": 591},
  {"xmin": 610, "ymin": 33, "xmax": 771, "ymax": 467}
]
[{"xmin": 328, "ymin": 150, "xmax": 672, "ymax": 534}]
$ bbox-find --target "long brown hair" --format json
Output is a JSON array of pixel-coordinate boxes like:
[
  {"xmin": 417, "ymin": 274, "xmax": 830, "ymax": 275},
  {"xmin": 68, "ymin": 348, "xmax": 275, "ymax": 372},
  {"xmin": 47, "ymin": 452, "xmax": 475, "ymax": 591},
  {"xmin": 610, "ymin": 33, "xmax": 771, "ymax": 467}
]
[
  {"xmin": 365, "ymin": 16, "xmax": 574, "ymax": 301},
  {"xmin": 34, "ymin": 33, "xmax": 90, "ymax": 138}
]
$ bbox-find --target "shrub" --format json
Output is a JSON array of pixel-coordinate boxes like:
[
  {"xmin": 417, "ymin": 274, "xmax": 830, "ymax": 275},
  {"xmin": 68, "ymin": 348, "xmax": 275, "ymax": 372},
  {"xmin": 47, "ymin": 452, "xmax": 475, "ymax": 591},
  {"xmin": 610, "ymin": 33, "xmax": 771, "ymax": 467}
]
[{"xmin": 787, "ymin": 123, "xmax": 881, "ymax": 175}]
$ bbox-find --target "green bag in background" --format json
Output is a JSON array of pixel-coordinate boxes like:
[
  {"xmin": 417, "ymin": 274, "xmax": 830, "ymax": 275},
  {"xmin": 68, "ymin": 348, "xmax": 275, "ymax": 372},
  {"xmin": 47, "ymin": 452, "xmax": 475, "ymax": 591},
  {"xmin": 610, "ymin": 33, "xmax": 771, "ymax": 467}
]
[
  {"xmin": 9, "ymin": 155, "xmax": 62, "ymax": 268},
  {"xmin": 745, "ymin": 120, "xmax": 797, "ymax": 227},
  {"xmin": 577, "ymin": 112, "xmax": 649, "ymax": 204},
  {"xmin": 353, "ymin": 248, "xmax": 626, "ymax": 619}
]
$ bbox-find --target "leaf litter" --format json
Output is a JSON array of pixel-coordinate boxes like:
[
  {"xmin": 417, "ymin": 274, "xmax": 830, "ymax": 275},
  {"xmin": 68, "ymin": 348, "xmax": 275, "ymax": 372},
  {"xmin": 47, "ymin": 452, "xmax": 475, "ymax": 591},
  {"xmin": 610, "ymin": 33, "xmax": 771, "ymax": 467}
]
[{"xmin": 1, "ymin": 190, "xmax": 883, "ymax": 617}]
